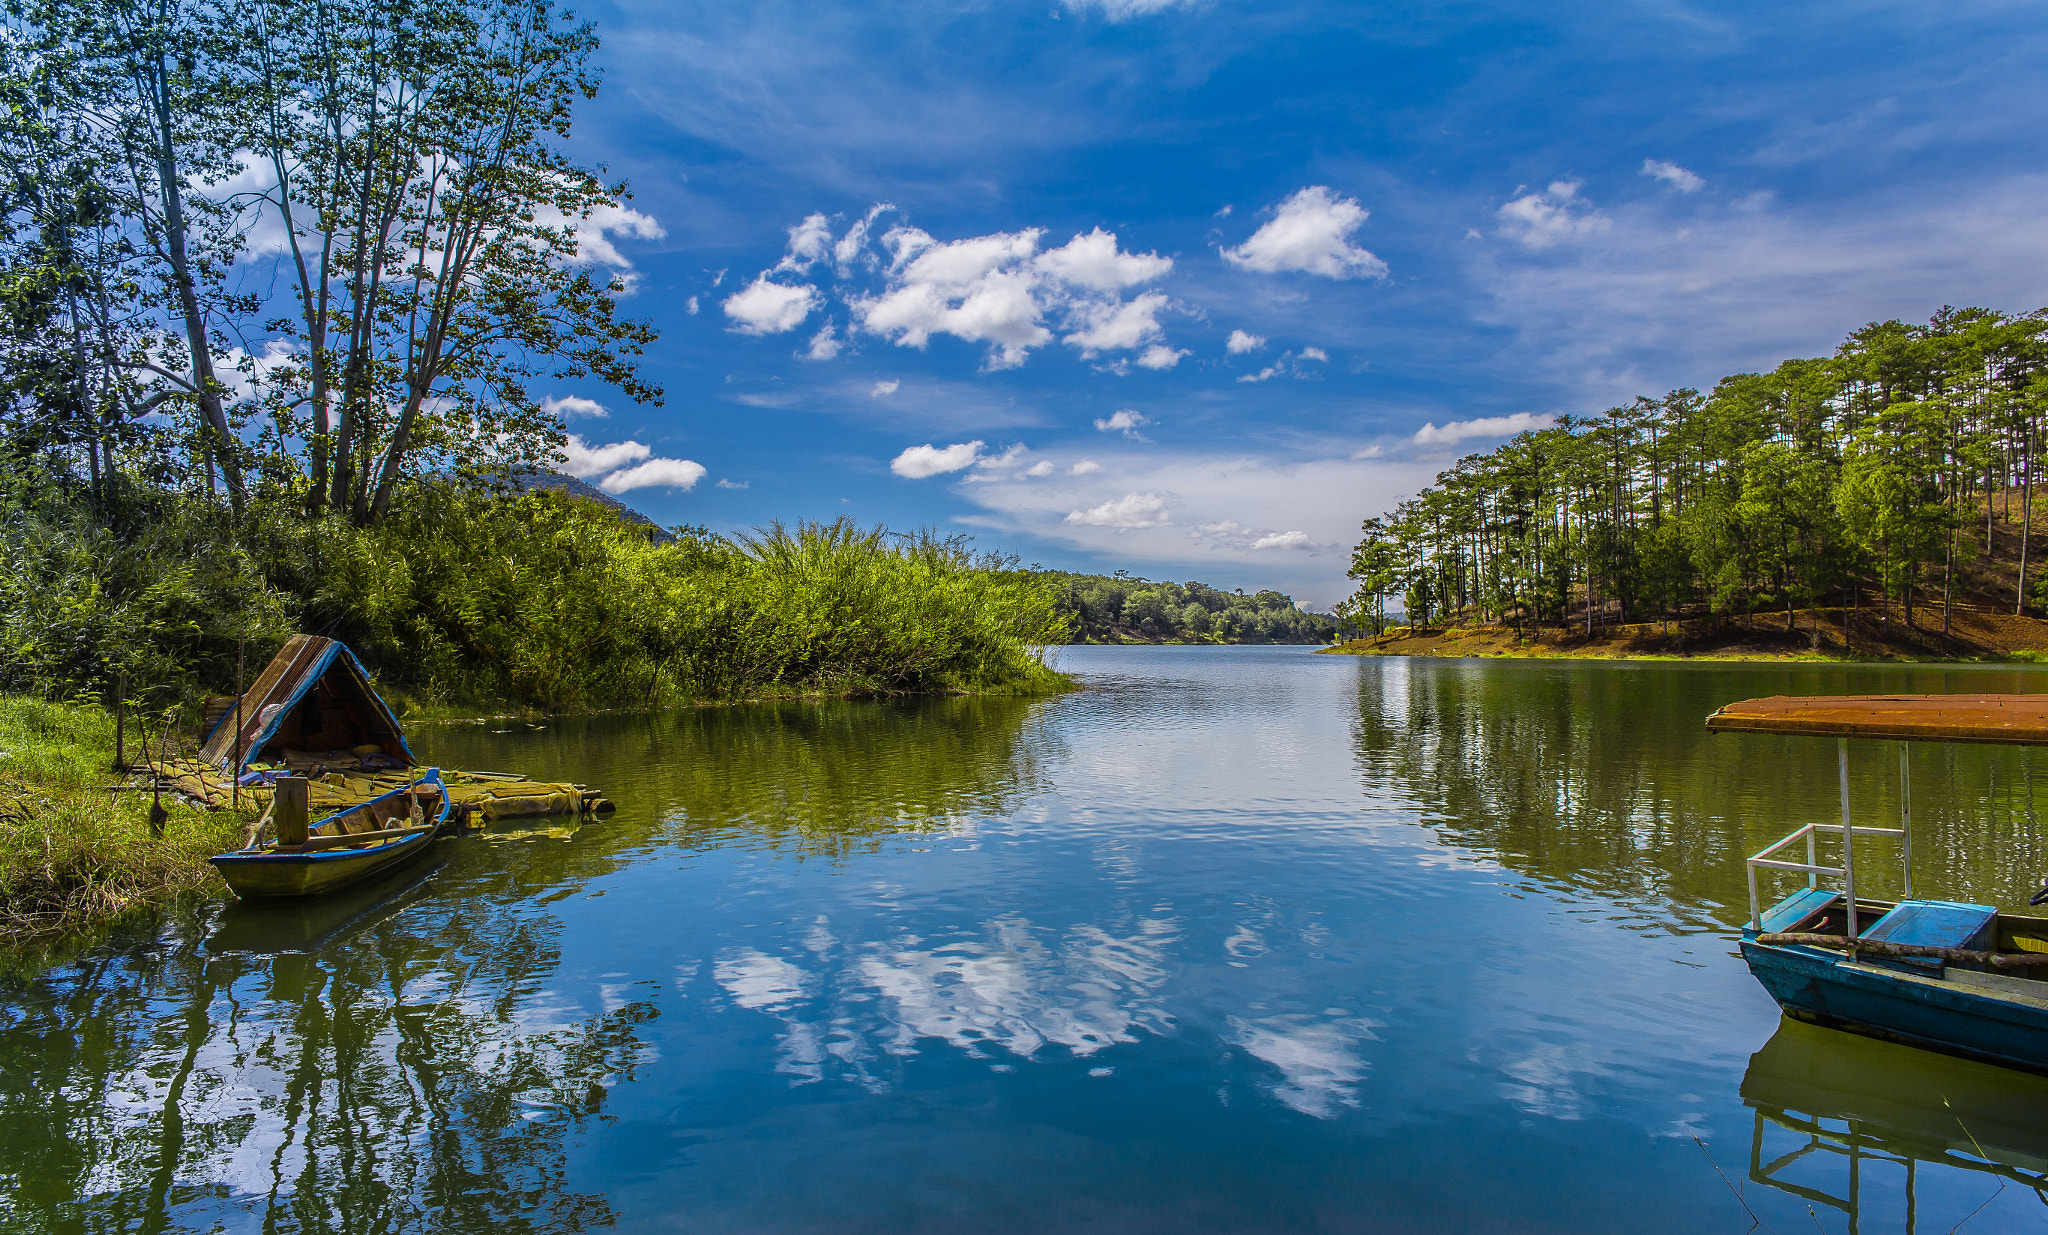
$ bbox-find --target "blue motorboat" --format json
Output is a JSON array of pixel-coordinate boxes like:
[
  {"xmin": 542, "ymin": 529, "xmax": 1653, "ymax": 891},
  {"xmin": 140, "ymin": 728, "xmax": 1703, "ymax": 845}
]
[{"xmin": 1707, "ymin": 694, "xmax": 2048, "ymax": 1074}]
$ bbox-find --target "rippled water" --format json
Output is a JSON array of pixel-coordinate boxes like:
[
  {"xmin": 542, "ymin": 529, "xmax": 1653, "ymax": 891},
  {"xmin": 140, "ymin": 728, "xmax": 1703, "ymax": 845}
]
[{"xmin": 6, "ymin": 647, "xmax": 2048, "ymax": 1233}]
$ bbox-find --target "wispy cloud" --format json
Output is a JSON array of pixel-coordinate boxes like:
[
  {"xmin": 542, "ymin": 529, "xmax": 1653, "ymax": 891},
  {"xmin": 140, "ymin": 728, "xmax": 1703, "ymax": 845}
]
[
  {"xmin": 1413, "ymin": 412, "xmax": 1553, "ymax": 445},
  {"xmin": 1641, "ymin": 159, "xmax": 1704, "ymax": 192}
]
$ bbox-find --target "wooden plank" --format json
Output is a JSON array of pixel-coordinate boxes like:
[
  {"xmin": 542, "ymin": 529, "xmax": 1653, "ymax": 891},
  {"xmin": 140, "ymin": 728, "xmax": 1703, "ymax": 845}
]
[
  {"xmin": 1707, "ymin": 694, "xmax": 2048, "ymax": 745},
  {"xmin": 294, "ymin": 823, "xmax": 433, "ymax": 852}
]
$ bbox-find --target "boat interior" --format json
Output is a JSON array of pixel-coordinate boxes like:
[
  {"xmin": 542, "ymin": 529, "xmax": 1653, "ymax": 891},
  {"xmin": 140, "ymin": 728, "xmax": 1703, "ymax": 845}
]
[{"xmin": 1760, "ymin": 887, "xmax": 2048, "ymax": 995}]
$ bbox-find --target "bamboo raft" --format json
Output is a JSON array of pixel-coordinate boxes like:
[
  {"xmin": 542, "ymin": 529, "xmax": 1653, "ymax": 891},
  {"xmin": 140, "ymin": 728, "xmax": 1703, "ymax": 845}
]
[{"xmin": 148, "ymin": 755, "xmax": 608, "ymax": 822}]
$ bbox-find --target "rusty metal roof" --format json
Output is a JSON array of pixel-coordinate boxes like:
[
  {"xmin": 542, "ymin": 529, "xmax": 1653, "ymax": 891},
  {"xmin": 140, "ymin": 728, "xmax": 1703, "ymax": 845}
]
[{"xmin": 1705, "ymin": 694, "xmax": 2048, "ymax": 746}]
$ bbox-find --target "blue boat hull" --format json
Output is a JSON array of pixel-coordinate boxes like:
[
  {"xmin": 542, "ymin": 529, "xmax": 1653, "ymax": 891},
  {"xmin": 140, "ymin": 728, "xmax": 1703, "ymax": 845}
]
[{"xmin": 1741, "ymin": 937, "xmax": 2048, "ymax": 1074}]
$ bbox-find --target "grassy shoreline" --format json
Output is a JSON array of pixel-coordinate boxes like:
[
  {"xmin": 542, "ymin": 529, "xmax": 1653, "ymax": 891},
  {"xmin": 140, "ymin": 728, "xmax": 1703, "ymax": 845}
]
[
  {"xmin": 0, "ymin": 696, "xmax": 256, "ymax": 967},
  {"xmin": 1323, "ymin": 607, "xmax": 2048, "ymax": 663},
  {"xmin": 0, "ymin": 670, "xmax": 1083, "ymax": 964}
]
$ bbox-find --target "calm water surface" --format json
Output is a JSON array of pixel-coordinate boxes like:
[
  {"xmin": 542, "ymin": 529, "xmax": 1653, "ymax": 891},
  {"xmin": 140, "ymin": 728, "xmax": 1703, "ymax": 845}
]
[{"xmin": 7, "ymin": 648, "xmax": 2048, "ymax": 1232}]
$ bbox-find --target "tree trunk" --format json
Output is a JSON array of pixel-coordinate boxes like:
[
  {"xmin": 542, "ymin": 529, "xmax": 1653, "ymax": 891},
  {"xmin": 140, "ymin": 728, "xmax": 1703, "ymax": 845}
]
[
  {"xmin": 148, "ymin": 63, "xmax": 245, "ymax": 513},
  {"xmin": 2021, "ymin": 417, "xmax": 2035, "ymax": 616}
]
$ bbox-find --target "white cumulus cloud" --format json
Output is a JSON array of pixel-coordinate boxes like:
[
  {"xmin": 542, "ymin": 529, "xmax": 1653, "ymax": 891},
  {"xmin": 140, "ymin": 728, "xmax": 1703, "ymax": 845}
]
[
  {"xmin": 1226, "ymin": 329, "xmax": 1266, "ymax": 354},
  {"xmin": 1037, "ymin": 227, "xmax": 1174, "ymax": 290},
  {"xmin": 724, "ymin": 213, "xmax": 1179, "ymax": 371},
  {"xmin": 1497, "ymin": 181, "xmax": 1611, "ymax": 249},
  {"xmin": 1069, "ymin": 459, "xmax": 1103, "ymax": 474},
  {"xmin": 871, "ymin": 379, "xmax": 900, "ymax": 396},
  {"xmin": 891, "ymin": 440, "xmax": 985, "ymax": 479},
  {"xmin": 541, "ymin": 394, "xmax": 608, "ymax": 420},
  {"xmin": 560, "ymin": 435, "xmax": 650, "ymax": 479},
  {"xmin": 777, "ymin": 212, "xmax": 834, "ymax": 273},
  {"xmin": 1223, "ymin": 186, "xmax": 1388, "ymax": 279},
  {"xmin": 1413, "ymin": 412, "xmax": 1554, "ymax": 445},
  {"xmin": 561, "ymin": 203, "xmax": 666, "ymax": 273},
  {"xmin": 1298, "ymin": 346, "xmax": 1328, "ymax": 362},
  {"xmin": 1136, "ymin": 344, "xmax": 1188, "ymax": 370},
  {"xmin": 724, "ymin": 274, "xmax": 820, "ymax": 335},
  {"xmin": 1063, "ymin": 291, "xmax": 1170, "ymax": 355},
  {"xmin": 1252, "ymin": 530, "xmax": 1316, "ymax": 551},
  {"xmin": 601, "ymin": 457, "xmax": 706, "ymax": 493},
  {"xmin": 1641, "ymin": 159, "xmax": 1705, "ymax": 192},
  {"xmin": 1094, "ymin": 409, "xmax": 1152, "ymax": 437},
  {"xmin": 1066, "ymin": 491, "xmax": 1173, "ymax": 528}
]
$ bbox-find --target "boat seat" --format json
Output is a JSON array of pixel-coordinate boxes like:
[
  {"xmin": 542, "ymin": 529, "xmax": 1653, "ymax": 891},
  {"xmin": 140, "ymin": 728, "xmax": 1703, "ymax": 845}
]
[
  {"xmin": 1760, "ymin": 885, "xmax": 1839, "ymax": 935},
  {"xmin": 1860, "ymin": 900, "xmax": 1998, "ymax": 973}
]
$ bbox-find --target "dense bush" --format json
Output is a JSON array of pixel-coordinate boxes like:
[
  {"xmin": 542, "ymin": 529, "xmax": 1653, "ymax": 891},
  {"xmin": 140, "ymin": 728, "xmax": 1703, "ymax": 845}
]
[{"xmin": 0, "ymin": 475, "xmax": 1072, "ymax": 712}]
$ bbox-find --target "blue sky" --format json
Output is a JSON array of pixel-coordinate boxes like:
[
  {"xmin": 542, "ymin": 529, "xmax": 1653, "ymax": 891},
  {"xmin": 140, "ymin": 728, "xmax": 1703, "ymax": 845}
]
[{"xmin": 535, "ymin": 0, "xmax": 2048, "ymax": 608}]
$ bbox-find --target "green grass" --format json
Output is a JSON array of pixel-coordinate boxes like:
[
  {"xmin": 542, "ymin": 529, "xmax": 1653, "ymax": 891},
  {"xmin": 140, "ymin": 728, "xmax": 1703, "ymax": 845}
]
[{"xmin": 0, "ymin": 696, "xmax": 250, "ymax": 961}]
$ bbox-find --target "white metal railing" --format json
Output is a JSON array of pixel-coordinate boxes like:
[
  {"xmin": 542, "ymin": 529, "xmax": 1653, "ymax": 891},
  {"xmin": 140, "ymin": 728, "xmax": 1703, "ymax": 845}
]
[{"xmin": 1746, "ymin": 739, "xmax": 1914, "ymax": 938}]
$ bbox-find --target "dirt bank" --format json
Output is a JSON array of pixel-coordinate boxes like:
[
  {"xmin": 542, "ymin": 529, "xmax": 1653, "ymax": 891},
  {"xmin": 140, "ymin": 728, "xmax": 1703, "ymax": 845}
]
[{"xmin": 1323, "ymin": 604, "xmax": 2048, "ymax": 662}]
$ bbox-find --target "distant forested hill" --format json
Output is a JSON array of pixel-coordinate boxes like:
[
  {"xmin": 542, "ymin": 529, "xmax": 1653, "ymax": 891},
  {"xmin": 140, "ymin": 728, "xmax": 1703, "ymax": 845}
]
[{"xmin": 1040, "ymin": 572, "xmax": 1338, "ymax": 644}]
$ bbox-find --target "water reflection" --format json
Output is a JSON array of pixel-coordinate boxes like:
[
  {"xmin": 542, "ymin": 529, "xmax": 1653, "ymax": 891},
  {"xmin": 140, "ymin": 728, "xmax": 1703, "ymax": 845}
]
[
  {"xmin": 1352, "ymin": 658, "xmax": 2048, "ymax": 926},
  {"xmin": 15, "ymin": 651, "xmax": 2048, "ymax": 1233},
  {"xmin": 0, "ymin": 860, "xmax": 655, "ymax": 1233},
  {"xmin": 1742, "ymin": 1017, "xmax": 2048, "ymax": 1233},
  {"xmin": 424, "ymin": 694, "xmax": 1057, "ymax": 858}
]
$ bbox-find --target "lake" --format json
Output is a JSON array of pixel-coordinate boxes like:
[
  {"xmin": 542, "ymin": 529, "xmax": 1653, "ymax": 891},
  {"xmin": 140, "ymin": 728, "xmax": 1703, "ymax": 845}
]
[{"xmin": 6, "ymin": 646, "xmax": 2048, "ymax": 1233}]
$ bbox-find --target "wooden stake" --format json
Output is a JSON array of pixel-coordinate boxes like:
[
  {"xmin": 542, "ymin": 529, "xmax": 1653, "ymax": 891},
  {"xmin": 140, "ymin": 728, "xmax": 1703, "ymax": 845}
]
[
  {"xmin": 232, "ymin": 639, "xmax": 244, "ymax": 808},
  {"xmin": 275, "ymin": 776, "xmax": 309, "ymax": 849},
  {"xmin": 112, "ymin": 668, "xmax": 125, "ymax": 773}
]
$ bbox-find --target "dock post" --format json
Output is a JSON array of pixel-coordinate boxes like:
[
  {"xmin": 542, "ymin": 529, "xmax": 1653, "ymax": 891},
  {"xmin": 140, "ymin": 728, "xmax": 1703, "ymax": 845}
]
[
  {"xmin": 1840, "ymin": 738, "xmax": 1857, "ymax": 950},
  {"xmin": 276, "ymin": 776, "xmax": 309, "ymax": 850},
  {"xmin": 1899, "ymin": 743, "xmax": 1912, "ymax": 901}
]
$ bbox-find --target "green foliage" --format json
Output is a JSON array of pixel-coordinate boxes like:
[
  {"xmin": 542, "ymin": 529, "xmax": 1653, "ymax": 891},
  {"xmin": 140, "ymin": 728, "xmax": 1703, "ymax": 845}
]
[
  {"xmin": 1346, "ymin": 307, "xmax": 2048, "ymax": 634},
  {"xmin": 0, "ymin": 481, "xmax": 292, "ymax": 703},
  {"xmin": 0, "ymin": 473, "xmax": 1071, "ymax": 711},
  {"xmin": 1041, "ymin": 571, "xmax": 1337, "ymax": 643}
]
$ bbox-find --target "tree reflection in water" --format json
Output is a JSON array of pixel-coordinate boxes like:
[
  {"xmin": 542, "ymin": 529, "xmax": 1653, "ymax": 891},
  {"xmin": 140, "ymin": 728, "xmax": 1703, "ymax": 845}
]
[
  {"xmin": 1350, "ymin": 660, "xmax": 2048, "ymax": 928},
  {"xmin": 0, "ymin": 878, "xmax": 654, "ymax": 1233},
  {"xmin": 0, "ymin": 694, "xmax": 1059, "ymax": 1233}
]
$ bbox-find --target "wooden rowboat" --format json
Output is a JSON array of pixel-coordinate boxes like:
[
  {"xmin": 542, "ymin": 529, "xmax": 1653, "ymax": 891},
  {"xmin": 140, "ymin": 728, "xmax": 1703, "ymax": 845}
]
[{"xmin": 209, "ymin": 769, "xmax": 451, "ymax": 899}]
